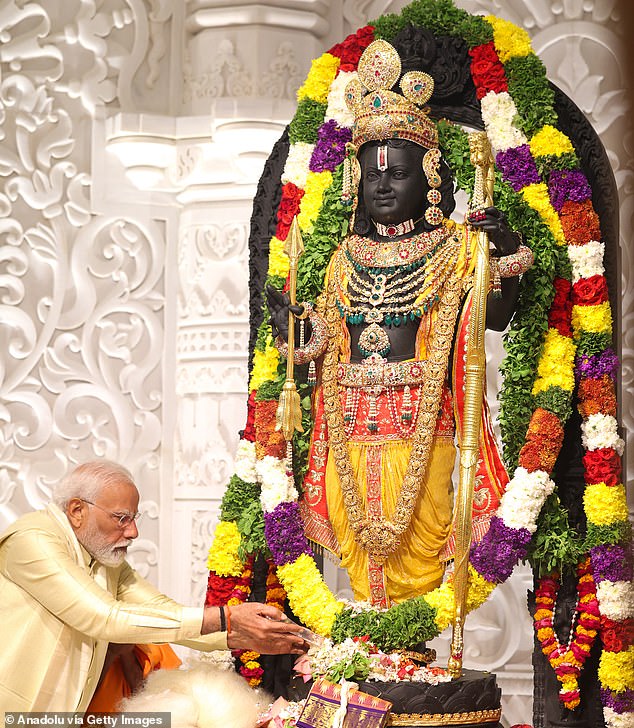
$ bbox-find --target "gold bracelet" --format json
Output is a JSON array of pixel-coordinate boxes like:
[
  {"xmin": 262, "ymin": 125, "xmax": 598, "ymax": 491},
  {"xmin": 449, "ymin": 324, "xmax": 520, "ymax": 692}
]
[
  {"xmin": 491, "ymin": 244, "xmax": 533, "ymax": 279},
  {"xmin": 274, "ymin": 303, "xmax": 328, "ymax": 364}
]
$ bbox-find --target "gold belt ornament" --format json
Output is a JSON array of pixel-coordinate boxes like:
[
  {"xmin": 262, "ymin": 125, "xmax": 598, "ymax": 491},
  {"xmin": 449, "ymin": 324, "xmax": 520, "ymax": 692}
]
[{"xmin": 337, "ymin": 357, "xmax": 427, "ymax": 388}]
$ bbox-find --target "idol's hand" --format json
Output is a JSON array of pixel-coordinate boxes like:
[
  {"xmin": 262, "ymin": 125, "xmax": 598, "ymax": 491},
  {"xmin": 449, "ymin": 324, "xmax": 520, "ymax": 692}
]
[
  {"xmin": 468, "ymin": 206, "xmax": 521, "ymax": 257},
  {"xmin": 266, "ymin": 284, "xmax": 307, "ymax": 342}
]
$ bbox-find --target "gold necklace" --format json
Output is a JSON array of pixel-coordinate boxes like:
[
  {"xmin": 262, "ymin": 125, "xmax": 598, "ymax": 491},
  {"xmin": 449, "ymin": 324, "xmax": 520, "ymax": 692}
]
[
  {"xmin": 334, "ymin": 234, "xmax": 460, "ymax": 326},
  {"xmin": 345, "ymin": 225, "xmax": 452, "ymax": 268},
  {"xmin": 321, "ymin": 270, "xmax": 465, "ymax": 565}
]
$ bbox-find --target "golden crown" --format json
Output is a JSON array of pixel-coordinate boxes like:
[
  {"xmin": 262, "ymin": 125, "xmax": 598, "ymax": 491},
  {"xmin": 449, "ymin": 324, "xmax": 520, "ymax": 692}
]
[{"xmin": 345, "ymin": 39, "xmax": 438, "ymax": 151}]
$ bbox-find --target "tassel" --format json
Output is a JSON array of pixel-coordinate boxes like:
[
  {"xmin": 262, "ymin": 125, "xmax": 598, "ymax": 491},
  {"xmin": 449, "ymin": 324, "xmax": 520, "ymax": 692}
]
[
  {"xmin": 401, "ymin": 385, "xmax": 412, "ymax": 423},
  {"xmin": 308, "ymin": 360, "xmax": 316, "ymax": 387}
]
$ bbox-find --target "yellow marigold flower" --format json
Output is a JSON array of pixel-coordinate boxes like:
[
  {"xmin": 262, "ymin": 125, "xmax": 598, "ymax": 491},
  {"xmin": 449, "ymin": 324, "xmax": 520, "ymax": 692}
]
[
  {"xmin": 571, "ymin": 302, "xmax": 612, "ymax": 335},
  {"xmin": 297, "ymin": 171, "xmax": 333, "ymax": 234},
  {"xmin": 466, "ymin": 566, "xmax": 496, "ymax": 611},
  {"xmin": 584, "ymin": 483, "xmax": 629, "ymax": 525},
  {"xmin": 207, "ymin": 521, "xmax": 244, "ymax": 576},
  {"xmin": 560, "ymin": 675, "xmax": 577, "ymax": 689},
  {"xmin": 245, "ymin": 661, "xmax": 260, "ymax": 670},
  {"xmin": 426, "ymin": 581, "xmax": 454, "ymax": 633},
  {"xmin": 277, "ymin": 554, "xmax": 343, "ymax": 635},
  {"xmin": 268, "ymin": 237, "xmax": 290, "ymax": 278},
  {"xmin": 598, "ymin": 646, "xmax": 634, "ymax": 692},
  {"xmin": 249, "ymin": 343, "xmax": 280, "ymax": 392},
  {"xmin": 521, "ymin": 183, "xmax": 566, "ymax": 244},
  {"xmin": 530, "ymin": 125, "xmax": 575, "ymax": 158},
  {"xmin": 532, "ymin": 328, "xmax": 576, "ymax": 395},
  {"xmin": 297, "ymin": 53, "xmax": 340, "ymax": 103},
  {"xmin": 486, "ymin": 15, "xmax": 532, "ymax": 63}
]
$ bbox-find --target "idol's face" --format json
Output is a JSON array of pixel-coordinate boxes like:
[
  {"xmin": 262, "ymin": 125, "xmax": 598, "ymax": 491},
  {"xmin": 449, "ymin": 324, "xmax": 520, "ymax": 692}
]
[{"xmin": 358, "ymin": 142, "xmax": 427, "ymax": 226}]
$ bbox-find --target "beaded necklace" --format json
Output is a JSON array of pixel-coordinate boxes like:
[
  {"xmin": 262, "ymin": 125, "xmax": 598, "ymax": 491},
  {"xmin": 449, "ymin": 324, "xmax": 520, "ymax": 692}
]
[{"xmin": 335, "ymin": 232, "xmax": 460, "ymax": 329}]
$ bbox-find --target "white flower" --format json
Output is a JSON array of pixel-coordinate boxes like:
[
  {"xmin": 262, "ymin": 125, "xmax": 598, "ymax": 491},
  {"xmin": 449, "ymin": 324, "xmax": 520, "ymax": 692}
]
[
  {"xmin": 234, "ymin": 439, "xmax": 257, "ymax": 483},
  {"xmin": 581, "ymin": 413, "xmax": 625, "ymax": 455},
  {"xmin": 596, "ymin": 580, "xmax": 634, "ymax": 620},
  {"xmin": 567, "ymin": 240, "xmax": 605, "ymax": 283},
  {"xmin": 281, "ymin": 142, "xmax": 315, "ymax": 188},
  {"xmin": 480, "ymin": 91, "xmax": 527, "ymax": 153},
  {"xmin": 603, "ymin": 708, "xmax": 632, "ymax": 728},
  {"xmin": 257, "ymin": 455, "xmax": 298, "ymax": 512},
  {"xmin": 497, "ymin": 467, "xmax": 555, "ymax": 532},
  {"xmin": 325, "ymin": 71, "xmax": 356, "ymax": 128}
]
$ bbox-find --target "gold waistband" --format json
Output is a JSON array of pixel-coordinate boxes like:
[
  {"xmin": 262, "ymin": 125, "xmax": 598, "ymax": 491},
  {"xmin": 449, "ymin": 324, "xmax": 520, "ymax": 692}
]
[{"xmin": 337, "ymin": 359, "xmax": 427, "ymax": 388}]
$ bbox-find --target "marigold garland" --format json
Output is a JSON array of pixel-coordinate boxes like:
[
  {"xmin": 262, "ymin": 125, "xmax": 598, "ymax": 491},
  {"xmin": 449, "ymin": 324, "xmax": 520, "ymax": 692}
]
[
  {"xmin": 204, "ymin": 3, "xmax": 632, "ymax": 724},
  {"xmin": 534, "ymin": 557, "xmax": 600, "ymax": 710}
]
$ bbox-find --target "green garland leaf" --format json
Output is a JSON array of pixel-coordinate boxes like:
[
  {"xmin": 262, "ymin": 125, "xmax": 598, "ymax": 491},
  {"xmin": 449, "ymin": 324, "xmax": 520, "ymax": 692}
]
[
  {"xmin": 526, "ymin": 494, "xmax": 585, "ymax": 578},
  {"xmin": 288, "ymin": 99, "xmax": 328, "ymax": 145},
  {"xmin": 533, "ymin": 386, "xmax": 573, "ymax": 422},
  {"xmin": 505, "ymin": 55, "xmax": 557, "ymax": 137},
  {"xmin": 221, "ymin": 475, "xmax": 261, "ymax": 522},
  {"xmin": 331, "ymin": 597, "xmax": 438, "ymax": 651},
  {"xmin": 372, "ymin": 0, "xmax": 491, "ymax": 48},
  {"xmin": 237, "ymin": 500, "xmax": 269, "ymax": 560}
]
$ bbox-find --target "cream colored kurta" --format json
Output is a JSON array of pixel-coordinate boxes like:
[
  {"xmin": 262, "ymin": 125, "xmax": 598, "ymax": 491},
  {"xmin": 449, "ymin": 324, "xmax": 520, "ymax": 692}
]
[{"xmin": 0, "ymin": 504, "xmax": 227, "ymax": 713}]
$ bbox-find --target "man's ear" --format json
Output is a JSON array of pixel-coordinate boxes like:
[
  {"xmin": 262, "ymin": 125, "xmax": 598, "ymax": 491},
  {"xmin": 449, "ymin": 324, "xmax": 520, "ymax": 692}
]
[{"xmin": 66, "ymin": 497, "xmax": 84, "ymax": 529}]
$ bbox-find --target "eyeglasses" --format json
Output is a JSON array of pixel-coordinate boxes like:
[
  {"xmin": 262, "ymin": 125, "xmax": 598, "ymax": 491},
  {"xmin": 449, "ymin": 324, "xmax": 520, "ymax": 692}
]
[{"xmin": 81, "ymin": 499, "xmax": 142, "ymax": 529}]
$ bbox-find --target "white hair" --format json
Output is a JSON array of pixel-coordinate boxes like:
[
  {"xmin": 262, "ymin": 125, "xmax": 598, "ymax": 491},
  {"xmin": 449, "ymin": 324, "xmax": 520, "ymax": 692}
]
[{"xmin": 51, "ymin": 460, "xmax": 136, "ymax": 509}]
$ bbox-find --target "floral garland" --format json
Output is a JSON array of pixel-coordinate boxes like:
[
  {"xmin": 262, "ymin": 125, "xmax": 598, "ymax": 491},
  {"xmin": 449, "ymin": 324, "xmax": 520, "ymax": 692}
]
[
  {"xmin": 206, "ymin": 1, "xmax": 633, "ymax": 724},
  {"xmin": 534, "ymin": 556, "xmax": 600, "ymax": 710}
]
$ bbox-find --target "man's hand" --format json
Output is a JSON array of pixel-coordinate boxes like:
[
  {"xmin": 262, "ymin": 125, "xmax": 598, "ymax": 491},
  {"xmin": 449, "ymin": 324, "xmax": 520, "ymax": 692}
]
[{"xmin": 222, "ymin": 602, "xmax": 308, "ymax": 655}]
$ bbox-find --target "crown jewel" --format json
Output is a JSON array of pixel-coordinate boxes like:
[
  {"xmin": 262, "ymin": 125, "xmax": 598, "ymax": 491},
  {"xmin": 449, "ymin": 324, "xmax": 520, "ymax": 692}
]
[{"xmin": 345, "ymin": 39, "xmax": 438, "ymax": 151}]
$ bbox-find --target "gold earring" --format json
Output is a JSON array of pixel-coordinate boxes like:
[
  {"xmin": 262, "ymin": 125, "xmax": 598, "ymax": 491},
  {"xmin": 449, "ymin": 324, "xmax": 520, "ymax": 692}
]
[{"xmin": 423, "ymin": 148, "xmax": 443, "ymax": 226}]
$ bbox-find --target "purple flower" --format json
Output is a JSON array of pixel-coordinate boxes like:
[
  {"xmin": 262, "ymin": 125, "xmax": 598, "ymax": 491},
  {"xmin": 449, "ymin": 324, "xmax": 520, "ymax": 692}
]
[
  {"xmin": 495, "ymin": 145, "xmax": 541, "ymax": 191},
  {"xmin": 575, "ymin": 348, "xmax": 619, "ymax": 381},
  {"xmin": 600, "ymin": 687, "xmax": 634, "ymax": 713},
  {"xmin": 470, "ymin": 517, "xmax": 533, "ymax": 583},
  {"xmin": 309, "ymin": 120, "xmax": 352, "ymax": 173},
  {"xmin": 548, "ymin": 169, "xmax": 592, "ymax": 212},
  {"xmin": 264, "ymin": 501, "xmax": 313, "ymax": 566},
  {"xmin": 590, "ymin": 543, "xmax": 633, "ymax": 584}
]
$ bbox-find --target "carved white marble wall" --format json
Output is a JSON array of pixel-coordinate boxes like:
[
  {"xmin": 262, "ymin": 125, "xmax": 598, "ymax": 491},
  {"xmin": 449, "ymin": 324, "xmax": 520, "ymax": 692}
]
[{"xmin": 0, "ymin": 1, "xmax": 630, "ymax": 722}]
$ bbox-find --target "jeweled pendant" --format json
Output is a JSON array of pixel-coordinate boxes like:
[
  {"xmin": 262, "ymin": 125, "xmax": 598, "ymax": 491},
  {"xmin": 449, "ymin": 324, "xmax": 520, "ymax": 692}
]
[{"xmin": 358, "ymin": 322, "xmax": 390, "ymax": 358}]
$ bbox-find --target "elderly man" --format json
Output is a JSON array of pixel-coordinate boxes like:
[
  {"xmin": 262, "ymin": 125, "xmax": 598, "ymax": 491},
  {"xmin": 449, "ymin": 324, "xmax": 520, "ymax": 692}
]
[{"xmin": 0, "ymin": 461, "xmax": 306, "ymax": 712}]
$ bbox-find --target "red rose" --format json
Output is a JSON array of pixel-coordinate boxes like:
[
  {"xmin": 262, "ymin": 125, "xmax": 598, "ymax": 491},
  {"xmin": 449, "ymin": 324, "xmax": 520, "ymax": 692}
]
[
  {"xmin": 572, "ymin": 275, "xmax": 608, "ymax": 306},
  {"xmin": 601, "ymin": 617, "xmax": 634, "ymax": 650},
  {"xmin": 206, "ymin": 573, "xmax": 238, "ymax": 606},
  {"xmin": 548, "ymin": 308, "xmax": 572, "ymax": 337},
  {"xmin": 275, "ymin": 183, "xmax": 304, "ymax": 241},
  {"xmin": 601, "ymin": 626, "xmax": 624, "ymax": 653},
  {"xmin": 330, "ymin": 26, "xmax": 374, "ymax": 71},
  {"xmin": 469, "ymin": 42, "xmax": 508, "ymax": 99},
  {"xmin": 582, "ymin": 447, "xmax": 622, "ymax": 485}
]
